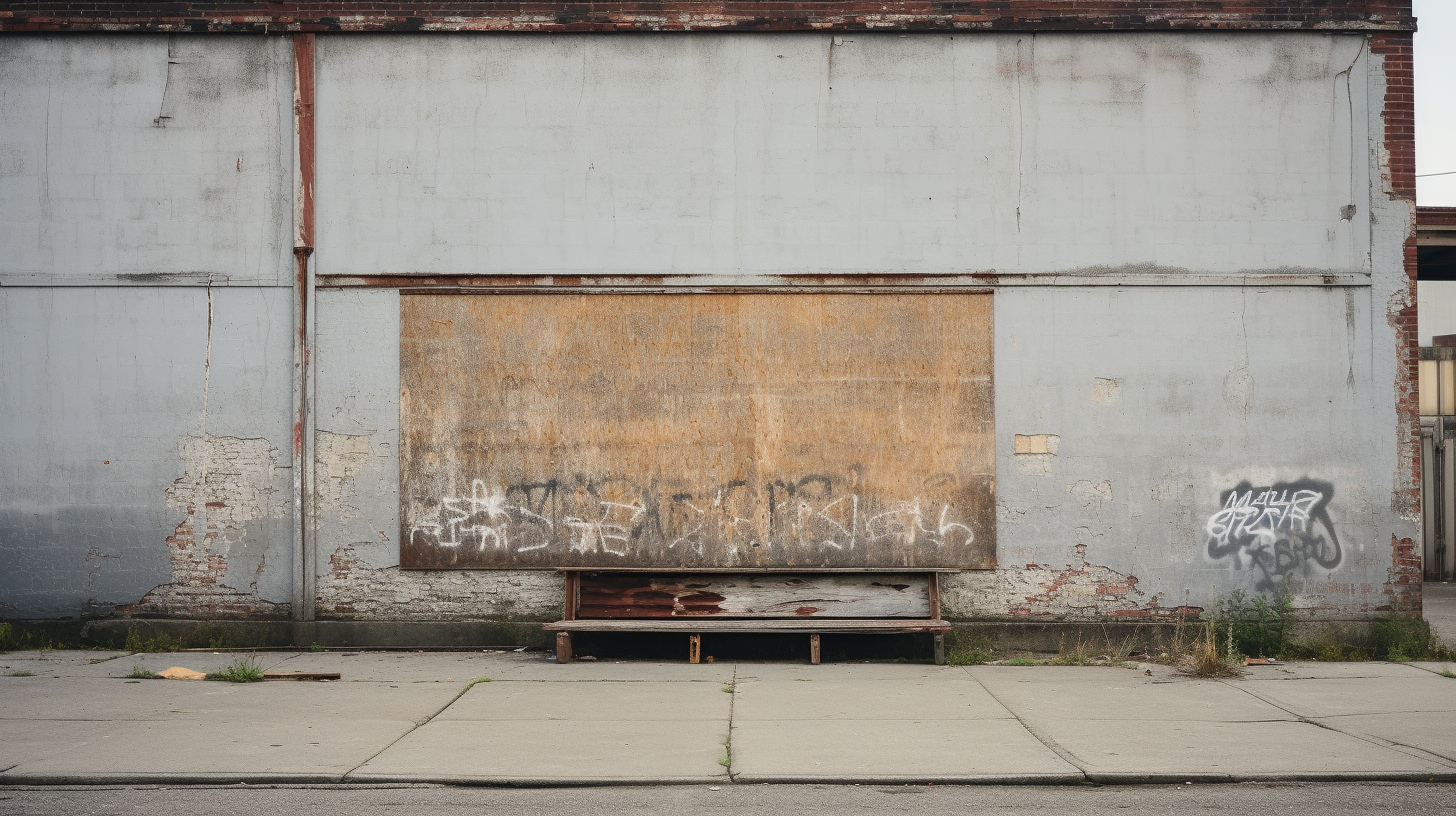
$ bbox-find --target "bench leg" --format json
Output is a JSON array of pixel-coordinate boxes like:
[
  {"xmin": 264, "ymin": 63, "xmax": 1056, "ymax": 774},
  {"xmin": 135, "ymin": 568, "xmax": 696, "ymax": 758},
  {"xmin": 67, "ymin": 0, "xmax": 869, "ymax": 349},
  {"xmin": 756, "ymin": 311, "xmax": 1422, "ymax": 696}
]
[
  {"xmin": 688, "ymin": 634, "xmax": 702, "ymax": 664},
  {"xmin": 809, "ymin": 634, "xmax": 821, "ymax": 665},
  {"xmin": 933, "ymin": 633, "xmax": 946, "ymax": 666},
  {"xmin": 555, "ymin": 631, "xmax": 572, "ymax": 664}
]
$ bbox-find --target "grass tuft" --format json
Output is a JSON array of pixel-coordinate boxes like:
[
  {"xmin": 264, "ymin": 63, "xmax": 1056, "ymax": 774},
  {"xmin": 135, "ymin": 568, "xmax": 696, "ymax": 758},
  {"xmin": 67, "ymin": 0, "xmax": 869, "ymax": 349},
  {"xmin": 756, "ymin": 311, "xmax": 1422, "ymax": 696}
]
[
  {"xmin": 5, "ymin": 669, "xmax": 37, "ymax": 677},
  {"xmin": 205, "ymin": 658, "xmax": 265, "ymax": 683},
  {"xmin": 127, "ymin": 664, "xmax": 162, "ymax": 680}
]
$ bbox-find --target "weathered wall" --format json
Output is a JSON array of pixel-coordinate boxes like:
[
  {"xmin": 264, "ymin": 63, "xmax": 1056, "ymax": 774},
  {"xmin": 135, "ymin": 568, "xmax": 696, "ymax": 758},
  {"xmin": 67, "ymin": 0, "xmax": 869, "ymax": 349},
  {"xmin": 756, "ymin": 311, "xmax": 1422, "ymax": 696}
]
[
  {"xmin": 315, "ymin": 33, "xmax": 1370, "ymax": 280},
  {"xmin": 0, "ymin": 35, "xmax": 294, "ymax": 285},
  {"xmin": 943, "ymin": 286, "xmax": 1403, "ymax": 620},
  {"xmin": 311, "ymin": 289, "xmax": 563, "ymax": 620},
  {"xmin": 0, "ymin": 29, "xmax": 1418, "ymax": 626},
  {"xmin": 0, "ymin": 35, "xmax": 296, "ymax": 619},
  {"xmin": 302, "ymin": 31, "xmax": 1409, "ymax": 622},
  {"xmin": 0, "ymin": 287, "xmax": 295, "ymax": 618}
]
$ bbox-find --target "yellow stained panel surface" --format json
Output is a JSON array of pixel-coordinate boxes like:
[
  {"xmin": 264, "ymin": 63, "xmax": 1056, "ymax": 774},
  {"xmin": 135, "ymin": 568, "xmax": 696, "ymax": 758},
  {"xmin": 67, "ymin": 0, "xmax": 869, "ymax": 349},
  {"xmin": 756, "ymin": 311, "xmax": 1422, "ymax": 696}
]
[{"xmin": 400, "ymin": 293, "xmax": 995, "ymax": 569}]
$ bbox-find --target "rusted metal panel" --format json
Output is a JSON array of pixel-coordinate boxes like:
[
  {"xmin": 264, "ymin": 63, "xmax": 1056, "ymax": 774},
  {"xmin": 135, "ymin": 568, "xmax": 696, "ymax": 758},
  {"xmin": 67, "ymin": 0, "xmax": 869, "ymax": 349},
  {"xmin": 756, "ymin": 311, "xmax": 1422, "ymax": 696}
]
[
  {"xmin": 576, "ymin": 573, "xmax": 931, "ymax": 619},
  {"xmin": 546, "ymin": 619, "xmax": 951, "ymax": 633},
  {"xmin": 400, "ymin": 292, "xmax": 994, "ymax": 569}
]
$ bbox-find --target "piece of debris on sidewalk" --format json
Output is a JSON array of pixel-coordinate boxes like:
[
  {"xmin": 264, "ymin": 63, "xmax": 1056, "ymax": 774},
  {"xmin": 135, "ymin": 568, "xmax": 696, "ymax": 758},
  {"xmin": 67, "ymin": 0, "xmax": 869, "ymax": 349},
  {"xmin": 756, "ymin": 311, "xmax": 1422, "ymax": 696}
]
[
  {"xmin": 1243, "ymin": 657, "xmax": 1280, "ymax": 666},
  {"xmin": 262, "ymin": 672, "xmax": 342, "ymax": 681},
  {"xmin": 158, "ymin": 667, "xmax": 206, "ymax": 680}
]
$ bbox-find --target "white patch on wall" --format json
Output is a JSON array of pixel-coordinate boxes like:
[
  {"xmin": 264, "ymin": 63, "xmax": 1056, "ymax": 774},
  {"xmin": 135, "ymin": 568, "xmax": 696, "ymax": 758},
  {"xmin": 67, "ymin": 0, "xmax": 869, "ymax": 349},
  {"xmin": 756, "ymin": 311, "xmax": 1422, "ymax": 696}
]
[{"xmin": 1091, "ymin": 377, "xmax": 1121, "ymax": 404}]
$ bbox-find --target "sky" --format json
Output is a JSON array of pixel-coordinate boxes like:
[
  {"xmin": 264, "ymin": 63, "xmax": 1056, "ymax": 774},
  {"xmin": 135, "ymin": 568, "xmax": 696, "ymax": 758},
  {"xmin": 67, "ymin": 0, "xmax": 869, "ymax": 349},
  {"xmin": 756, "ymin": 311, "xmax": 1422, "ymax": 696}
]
[{"xmin": 1417, "ymin": 0, "xmax": 1455, "ymax": 205}]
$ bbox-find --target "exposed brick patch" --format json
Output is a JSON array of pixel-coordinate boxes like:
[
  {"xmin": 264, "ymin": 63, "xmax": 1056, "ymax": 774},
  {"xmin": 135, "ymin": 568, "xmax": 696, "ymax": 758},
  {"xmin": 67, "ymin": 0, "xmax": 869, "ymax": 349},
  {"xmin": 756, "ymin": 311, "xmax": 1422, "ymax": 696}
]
[
  {"xmin": 1382, "ymin": 535, "xmax": 1422, "ymax": 613},
  {"xmin": 317, "ymin": 544, "xmax": 561, "ymax": 620},
  {"xmin": 125, "ymin": 435, "xmax": 289, "ymax": 619},
  {"xmin": 1370, "ymin": 32, "xmax": 1421, "ymax": 612},
  {"xmin": 943, "ymin": 543, "xmax": 1200, "ymax": 621},
  {"xmin": 0, "ymin": 0, "xmax": 1415, "ymax": 33}
]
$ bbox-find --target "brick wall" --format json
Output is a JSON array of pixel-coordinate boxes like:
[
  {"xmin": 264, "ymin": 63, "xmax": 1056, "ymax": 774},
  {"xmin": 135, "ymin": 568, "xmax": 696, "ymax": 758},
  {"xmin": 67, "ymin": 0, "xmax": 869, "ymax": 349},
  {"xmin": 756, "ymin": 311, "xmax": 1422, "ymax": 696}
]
[
  {"xmin": 0, "ymin": 0, "xmax": 1415, "ymax": 33},
  {"xmin": 1371, "ymin": 31, "xmax": 1421, "ymax": 614}
]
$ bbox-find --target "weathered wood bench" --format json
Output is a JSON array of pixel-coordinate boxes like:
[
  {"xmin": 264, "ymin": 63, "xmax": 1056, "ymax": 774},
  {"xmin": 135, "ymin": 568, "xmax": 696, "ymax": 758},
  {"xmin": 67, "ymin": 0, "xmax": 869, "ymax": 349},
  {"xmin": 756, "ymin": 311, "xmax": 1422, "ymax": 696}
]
[{"xmin": 543, "ymin": 570, "xmax": 953, "ymax": 665}]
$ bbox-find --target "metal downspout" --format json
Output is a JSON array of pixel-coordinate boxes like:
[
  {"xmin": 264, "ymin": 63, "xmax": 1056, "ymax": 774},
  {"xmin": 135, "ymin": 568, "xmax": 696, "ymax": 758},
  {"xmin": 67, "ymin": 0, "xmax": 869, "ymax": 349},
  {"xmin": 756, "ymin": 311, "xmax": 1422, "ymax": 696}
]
[{"xmin": 292, "ymin": 33, "xmax": 317, "ymax": 633}]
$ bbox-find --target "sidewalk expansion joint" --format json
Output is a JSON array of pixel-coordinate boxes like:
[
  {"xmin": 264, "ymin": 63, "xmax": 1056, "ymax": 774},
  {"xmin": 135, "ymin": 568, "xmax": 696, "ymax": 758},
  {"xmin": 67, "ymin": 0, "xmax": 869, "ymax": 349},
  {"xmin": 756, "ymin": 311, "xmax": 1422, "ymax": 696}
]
[
  {"xmin": 340, "ymin": 677, "xmax": 488, "ymax": 781},
  {"xmin": 1217, "ymin": 677, "xmax": 1456, "ymax": 770},
  {"xmin": 724, "ymin": 664, "xmax": 738, "ymax": 783},
  {"xmin": 958, "ymin": 667, "xmax": 1089, "ymax": 781}
]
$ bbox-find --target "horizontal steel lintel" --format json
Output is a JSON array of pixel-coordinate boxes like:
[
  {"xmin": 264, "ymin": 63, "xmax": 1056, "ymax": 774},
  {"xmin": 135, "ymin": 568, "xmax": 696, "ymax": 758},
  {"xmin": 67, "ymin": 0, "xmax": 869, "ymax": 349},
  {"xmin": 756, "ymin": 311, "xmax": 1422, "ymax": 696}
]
[{"xmin": 321, "ymin": 271, "xmax": 1374, "ymax": 291}]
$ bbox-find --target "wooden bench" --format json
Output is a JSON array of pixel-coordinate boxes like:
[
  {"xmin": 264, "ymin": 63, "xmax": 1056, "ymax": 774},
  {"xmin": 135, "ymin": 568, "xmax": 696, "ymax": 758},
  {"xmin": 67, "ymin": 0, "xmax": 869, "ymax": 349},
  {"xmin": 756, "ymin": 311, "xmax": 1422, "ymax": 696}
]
[{"xmin": 543, "ymin": 570, "xmax": 953, "ymax": 665}]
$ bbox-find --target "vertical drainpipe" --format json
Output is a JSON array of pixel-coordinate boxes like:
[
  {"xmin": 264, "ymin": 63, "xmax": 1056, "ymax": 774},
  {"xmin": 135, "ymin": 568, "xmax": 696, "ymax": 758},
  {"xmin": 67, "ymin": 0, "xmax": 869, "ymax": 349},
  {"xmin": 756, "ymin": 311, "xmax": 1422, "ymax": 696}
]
[{"xmin": 292, "ymin": 33, "xmax": 317, "ymax": 632}]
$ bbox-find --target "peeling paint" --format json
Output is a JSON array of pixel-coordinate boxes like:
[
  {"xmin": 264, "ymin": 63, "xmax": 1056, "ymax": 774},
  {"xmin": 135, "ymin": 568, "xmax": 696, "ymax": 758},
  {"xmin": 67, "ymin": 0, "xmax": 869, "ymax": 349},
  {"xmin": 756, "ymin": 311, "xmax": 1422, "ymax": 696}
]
[
  {"xmin": 1090, "ymin": 377, "xmax": 1120, "ymax": 404},
  {"xmin": 1067, "ymin": 480, "xmax": 1113, "ymax": 508},
  {"xmin": 941, "ymin": 540, "xmax": 1196, "ymax": 621},
  {"xmin": 316, "ymin": 545, "xmax": 561, "ymax": 621},
  {"xmin": 126, "ymin": 435, "xmax": 289, "ymax": 618},
  {"xmin": 314, "ymin": 430, "xmax": 374, "ymax": 523}
]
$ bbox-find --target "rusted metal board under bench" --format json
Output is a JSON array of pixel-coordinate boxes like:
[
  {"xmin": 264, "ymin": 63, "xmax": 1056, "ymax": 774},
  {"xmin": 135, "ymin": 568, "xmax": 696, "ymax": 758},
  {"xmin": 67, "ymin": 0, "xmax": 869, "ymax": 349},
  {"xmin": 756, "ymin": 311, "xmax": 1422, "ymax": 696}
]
[{"xmin": 544, "ymin": 570, "xmax": 953, "ymax": 665}]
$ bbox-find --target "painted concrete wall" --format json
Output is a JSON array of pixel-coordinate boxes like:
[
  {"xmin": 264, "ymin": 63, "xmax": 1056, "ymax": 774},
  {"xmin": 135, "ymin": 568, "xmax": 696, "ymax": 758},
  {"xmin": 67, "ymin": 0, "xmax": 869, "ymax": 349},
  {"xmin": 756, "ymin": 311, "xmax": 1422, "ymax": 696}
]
[
  {"xmin": 315, "ymin": 33, "xmax": 1369, "ymax": 279},
  {"xmin": 0, "ymin": 36, "xmax": 296, "ymax": 619},
  {"xmin": 0, "ymin": 31, "xmax": 1416, "ymax": 624},
  {"xmin": 0, "ymin": 287, "xmax": 295, "ymax": 618},
  {"xmin": 0, "ymin": 36, "xmax": 295, "ymax": 286}
]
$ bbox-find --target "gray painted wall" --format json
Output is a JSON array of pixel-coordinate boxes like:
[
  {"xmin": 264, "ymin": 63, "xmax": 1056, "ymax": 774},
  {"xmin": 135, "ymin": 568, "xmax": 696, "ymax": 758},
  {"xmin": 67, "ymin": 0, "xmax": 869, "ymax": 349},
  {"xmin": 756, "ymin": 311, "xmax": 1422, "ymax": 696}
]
[
  {"xmin": 0, "ymin": 286, "xmax": 295, "ymax": 618},
  {"xmin": 0, "ymin": 35, "xmax": 296, "ymax": 619},
  {"xmin": 0, "ymin": 31, "xmax": 1416, "ymax": 623},
  {"xmin": 315, "ymin": 33, "xmax": 1370, "ymax": 279},
  {"xmin": 0, "ymin": 36, "xmax": 295, "ymax": 286}
]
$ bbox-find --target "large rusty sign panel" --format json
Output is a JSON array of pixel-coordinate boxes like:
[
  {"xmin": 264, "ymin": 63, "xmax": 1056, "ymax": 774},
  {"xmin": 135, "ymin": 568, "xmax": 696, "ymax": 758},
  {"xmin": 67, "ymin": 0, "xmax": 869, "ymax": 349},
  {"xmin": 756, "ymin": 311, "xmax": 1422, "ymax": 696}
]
[{"xmin": 400, "ymin": 292, "xmax": 994, "ymax": 569}]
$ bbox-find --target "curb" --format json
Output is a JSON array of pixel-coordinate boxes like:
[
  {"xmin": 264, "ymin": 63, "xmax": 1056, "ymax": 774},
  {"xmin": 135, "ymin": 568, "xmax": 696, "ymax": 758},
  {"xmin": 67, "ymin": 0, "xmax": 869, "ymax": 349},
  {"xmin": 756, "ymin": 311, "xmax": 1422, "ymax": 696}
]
[{"xmin": 7, "ymin": 771, "xmax": 1456, "ymax": 787}]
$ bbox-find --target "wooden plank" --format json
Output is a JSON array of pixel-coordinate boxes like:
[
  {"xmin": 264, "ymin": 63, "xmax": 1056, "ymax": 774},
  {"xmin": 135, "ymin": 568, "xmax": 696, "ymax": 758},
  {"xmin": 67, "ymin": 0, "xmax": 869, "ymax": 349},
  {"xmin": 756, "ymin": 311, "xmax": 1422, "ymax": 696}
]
[
  {"xmin": 263, "ymin": 672, "xmax": 341, "ymax": 681},
  {"xmin": 576, "ymin": 573, "xmax": 930, "ymax": 619},
  {"xmin": 555, "ymin": 631, "xmax": 572, "ymax": 664},
  {"xmin": 400, "ymin": 293, "xmax": 995, "ymax": 570},
  {"xmin": 564, "ymin": 571, "xmax": 578, "ymax": 621},
  {"xmin": 544, "ymin": 618, "xmax": 952, "ymax": 633},
  {"xmin": 809, "ymin": 634, "xmax": 822, "ymax": 665}
]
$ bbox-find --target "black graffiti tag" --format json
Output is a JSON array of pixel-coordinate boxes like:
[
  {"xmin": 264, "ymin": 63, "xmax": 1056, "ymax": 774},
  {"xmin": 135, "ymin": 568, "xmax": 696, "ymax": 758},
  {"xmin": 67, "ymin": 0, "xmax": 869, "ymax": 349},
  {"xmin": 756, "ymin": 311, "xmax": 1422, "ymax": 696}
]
[{"xmin": 1204, "ymin": 479, "xmax": 1341, "ymax": 591}]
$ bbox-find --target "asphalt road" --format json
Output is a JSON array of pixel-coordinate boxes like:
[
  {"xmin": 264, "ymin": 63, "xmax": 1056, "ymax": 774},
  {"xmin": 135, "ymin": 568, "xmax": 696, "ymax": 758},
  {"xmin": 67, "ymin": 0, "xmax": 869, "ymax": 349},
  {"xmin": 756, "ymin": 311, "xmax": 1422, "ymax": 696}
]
[{"xmin": 2, "ymin": 782, "xmax": 1454, "ymax": 816}]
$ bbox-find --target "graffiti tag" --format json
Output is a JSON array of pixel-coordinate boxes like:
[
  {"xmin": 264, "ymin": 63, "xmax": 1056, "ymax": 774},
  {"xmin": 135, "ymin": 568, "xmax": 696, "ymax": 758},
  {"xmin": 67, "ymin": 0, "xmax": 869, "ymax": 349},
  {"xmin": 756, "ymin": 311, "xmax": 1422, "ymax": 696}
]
[{"xmin": 1204, "ymin": 479, "xmax": 1341, "ymax": 591}]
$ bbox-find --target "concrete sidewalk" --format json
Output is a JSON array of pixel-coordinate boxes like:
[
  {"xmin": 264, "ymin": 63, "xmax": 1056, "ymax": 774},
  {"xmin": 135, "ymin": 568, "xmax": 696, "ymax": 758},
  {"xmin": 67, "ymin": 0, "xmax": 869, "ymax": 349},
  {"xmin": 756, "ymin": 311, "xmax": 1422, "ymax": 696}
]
[{"xmin": 2, "ymin": 649, "xmax": 1455, "ymax": 786}]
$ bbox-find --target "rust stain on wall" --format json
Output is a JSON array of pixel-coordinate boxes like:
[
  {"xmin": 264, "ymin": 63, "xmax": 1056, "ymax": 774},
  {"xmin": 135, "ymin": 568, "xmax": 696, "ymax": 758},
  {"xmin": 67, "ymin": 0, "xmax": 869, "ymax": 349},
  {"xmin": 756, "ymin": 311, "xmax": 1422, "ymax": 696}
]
[{"xmin": 400, "ymin": 292, "xmax": 994, "ymax": 569}]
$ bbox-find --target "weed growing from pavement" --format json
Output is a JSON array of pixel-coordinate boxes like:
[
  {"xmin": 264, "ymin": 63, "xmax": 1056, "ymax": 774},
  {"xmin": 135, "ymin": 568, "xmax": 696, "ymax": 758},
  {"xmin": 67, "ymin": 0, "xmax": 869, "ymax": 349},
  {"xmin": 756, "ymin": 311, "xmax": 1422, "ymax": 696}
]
[
  {"xmin": 719, "ymin": 733, "xmax": 732, "ymax": 768},
  {"xmin": 5, "ymin": 669, "xmax": 37, "ymax": 677},
  {"xmin": 127, "ymin": 665, "xmax": 162, "ymax": 680},
  {"xmin": 1177, "ymin": 621, "xmax": 1244, "ymax": 678},
  {"xmin": 1006, "ymin": 656, "xmax": 1037, "ymax": 666},
  {"xmin": 944, "ymin": 630, "xmax": 995, "ymax": 665},
  {"xmin": 206, "ymin": 658, "xmax": 265, "ymax": 683},
  {"xmin": 1441, "ymin": 670, "xmax": 1455, "ymax": 678}
]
